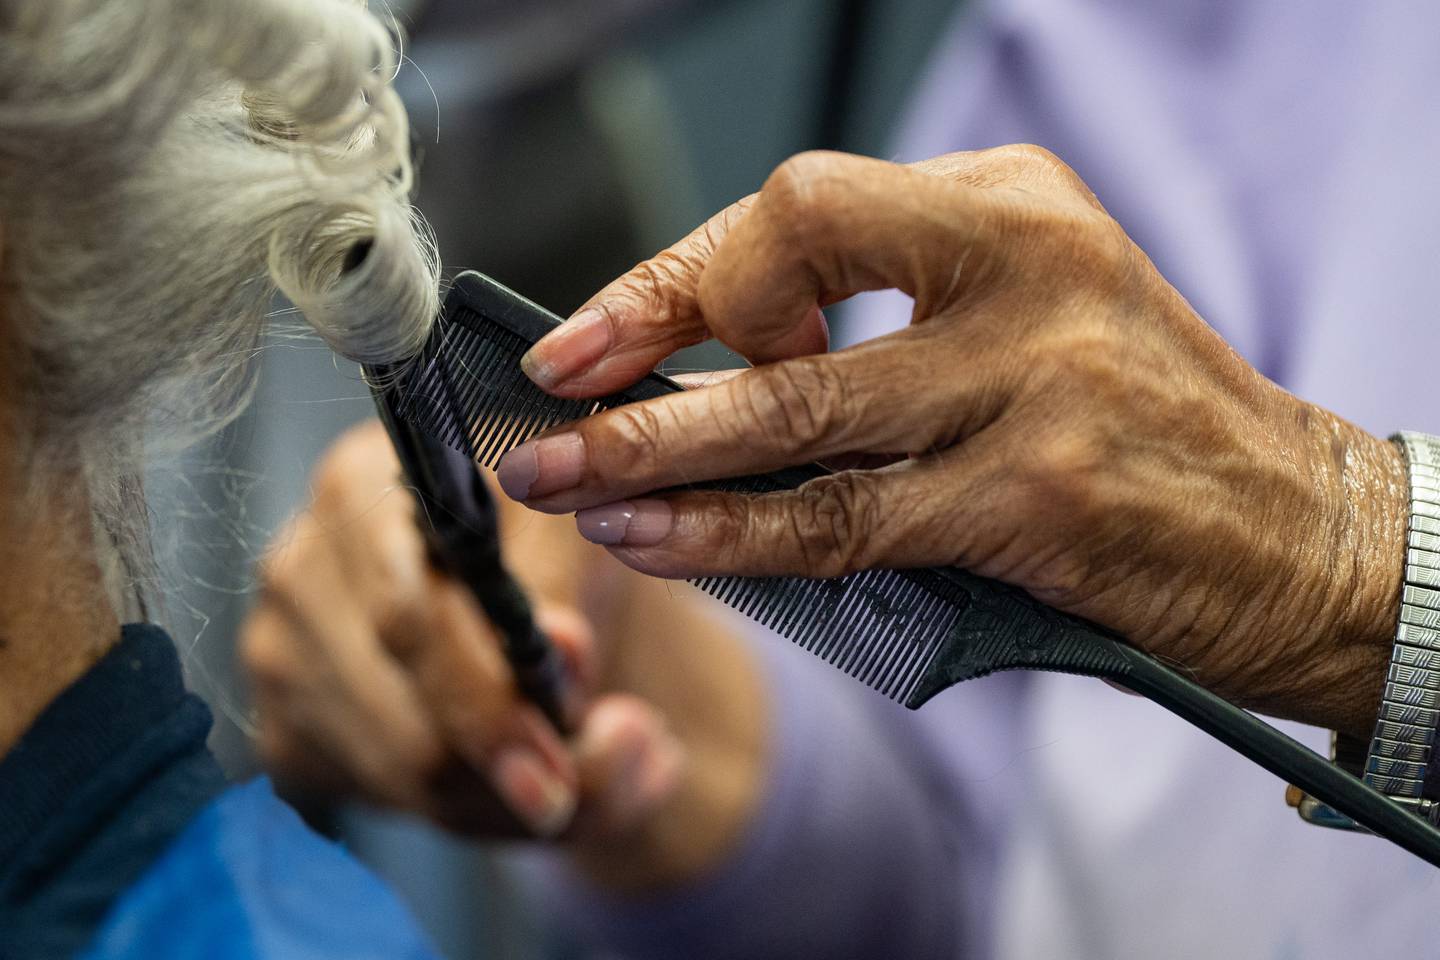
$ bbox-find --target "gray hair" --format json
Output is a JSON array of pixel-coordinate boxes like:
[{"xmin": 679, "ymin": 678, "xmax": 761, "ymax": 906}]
[{"xmin": 0, "ymin": 0, "xmax": 439, "ymax": 614}]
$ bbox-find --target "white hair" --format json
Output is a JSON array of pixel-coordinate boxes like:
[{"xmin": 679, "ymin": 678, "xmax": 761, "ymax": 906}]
[{"xmin": 0, "ymin": 0, "xmax": 439, "ymax": 614}]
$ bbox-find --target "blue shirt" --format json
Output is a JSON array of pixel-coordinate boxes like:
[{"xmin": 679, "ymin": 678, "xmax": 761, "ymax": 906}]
[{"xmin": 0, "ymin": 624, "xmax": 442, "ymax": 960}]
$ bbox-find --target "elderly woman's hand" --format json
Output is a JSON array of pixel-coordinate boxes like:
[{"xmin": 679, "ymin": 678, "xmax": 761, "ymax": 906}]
[{"xmin": 498, "ymin": 146, "xmax": 1405, "ymax": 737}]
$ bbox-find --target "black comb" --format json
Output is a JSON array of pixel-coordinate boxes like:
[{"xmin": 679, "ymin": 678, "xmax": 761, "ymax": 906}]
[
  {"xmin": 365, "ymin": 361, "xmax": 572, "ymax": 734},
  {"xmin": 390, "ymin": 270, "xmax": 1440, "ymax": 864}
]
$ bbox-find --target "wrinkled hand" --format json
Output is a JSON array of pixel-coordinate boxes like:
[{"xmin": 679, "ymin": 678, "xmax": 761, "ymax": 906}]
[
  {"xmin": 241, "ymin": 421, "xmax": 689, "ymax": 843},
  {"xmin": 497, "ymin": 146, "xmax": 1405, "ymax": 736}
]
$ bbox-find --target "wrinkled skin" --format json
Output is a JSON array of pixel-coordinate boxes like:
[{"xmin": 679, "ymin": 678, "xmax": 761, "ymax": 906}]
[
  {"xmin": 243, "ymin": 146, "xmax": 1406, "ymax": 896},
  {"xmin": 505, "ymin": 146, "xmax": 1405, "ymax": 738}
]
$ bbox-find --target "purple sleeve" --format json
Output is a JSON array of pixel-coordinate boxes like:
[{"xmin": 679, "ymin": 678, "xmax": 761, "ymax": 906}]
[{"xmin": 515, "ymin": 622, "xmax": 1029, "ymax": 960}]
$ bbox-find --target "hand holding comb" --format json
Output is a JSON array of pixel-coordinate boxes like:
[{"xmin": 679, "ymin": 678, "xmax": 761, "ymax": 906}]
[
  {"xmin": 382, "ymin": 270, "xmax": 1440, "ymax": 866},
  {"xmin": 364, "ymin": 359, "xmax": 573, "ymax": 735}
]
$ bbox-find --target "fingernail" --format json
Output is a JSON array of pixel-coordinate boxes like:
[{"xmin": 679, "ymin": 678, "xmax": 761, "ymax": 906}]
[
  {"xmin": 521, "ymin": 308, "xmax": 611, "ymax": 390},
  {"xmin": 490, "ymin": 745, "xmax": 577, "ymax": 838},
  {"xmin": 575, "ymin": 499, "xmax": 672, "ymax": 546},
  {"xmin": 496, "ymin": 433, "xmax": 586, "ymax": 501},
  {"xmin": 813, "ymin": 306, "xmax": 831, "ymax": 347}
]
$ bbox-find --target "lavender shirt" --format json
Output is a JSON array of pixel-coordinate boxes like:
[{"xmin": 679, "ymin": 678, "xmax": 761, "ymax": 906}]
[{"xmin": 526, "ymin": 2, "xmax": 1440, "ymax": 956}]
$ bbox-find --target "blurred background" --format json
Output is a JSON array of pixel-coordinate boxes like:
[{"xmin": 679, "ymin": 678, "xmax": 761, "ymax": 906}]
[{"xmin": 152, "ymin": 1, "xmax": 960, "ymax": 956}]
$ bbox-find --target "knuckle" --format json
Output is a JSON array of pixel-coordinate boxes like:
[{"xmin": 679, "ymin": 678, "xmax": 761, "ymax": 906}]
[
  {"xmin": 372, "ymin": 588, "xmax": 430, "ymax": 660},
  {"xmin": 443, "ymin": 696, "xmax": 506, "ymax": 754},
  {"xmin": 408, "ymin": 743, "xmax": 449, "ymax": 788},
  {"xmin": 991, "ymin": 142, "xmax": 1068, "ymax": 175},
  {"xmin": 909, "ymin": 149, "xmax": 986, "ymax": 183},
  {"xmin": 368, "ymin": 582, "xmax": 413, "ymax": 636},
  {"xmin": 1018, "ymin": 429, "xmax": 1104, "ymax": 518},
  {"xmin": 308, "ymin": 427, "xmax": 412, "ymax": 523},
  {"xmin": 1045, "ymin": 327, "xmax": 1124, "ymax": 386},
  {"xmin": 253, "ymin": 552, "xmax": 286, "ymax": 600},
  {"xmin": 740, "ymin": 359, "xmax": 849, "ymax": 448},
  {"xmin": 1033, "ymin": 329, "xmax": 1134, "ymax": 427},
  {"xmin": 311, "ymin": 438, "xmax": 372, "ymax": 513},
  {"xmin": 602, "ymin": 401, "xmax": 671, "ymax": 473},
  {"xmin": 1071, "ymin": 221, "xmax": 1134, "ymax": 288},
  {"xmin": 365, "ymin": 536, "xmax": 428, "ymax": 624},
  {"xmin": 362, "ymin": 731, "xmax": 445, "ymax": 799},
  {"xmin": 308, "ymin": 470, "xmax": 351, "ymax": 522},
  {"xmin": 712, "ymin": 493, "xmax": 758, "ymax": 565},
  {"xmin": 762, "ymin": 150, "xmax": 846, "ymax": 240},
  {"xmin": 765, "ymin": 151, "xmax": 834, "ymax": 203},
  {"xmin": 1002, "ymin": 141, "xmax": 1071, "ymax": 177},
  {"xmin": 985, "ymin": 143, "xmax": 1099, "ymax": 203},
  {"xmin": 1025, "ymin": 554, "xmax": 1097, "ymax": 610},
  {"xmin": 1040, "ymin": 429, "xmax": 1104, "ymax": 479},
  {"xmin": 626, "ymin": 255, "xmax": 691, "ymax": 328},
  {"xmin": 789, "ymin": 473, "xmax": 882, "ymax": 577}
]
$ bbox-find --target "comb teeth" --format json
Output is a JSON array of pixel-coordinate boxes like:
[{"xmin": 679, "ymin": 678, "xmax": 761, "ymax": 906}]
[
  {"xmin": 689, "ymin": 567, "xmax": 964, "ymax": 702},
  {"xmin": 393, "ymin": 287, "xmax": 974, "ymax": 706},
  {"xmin": 399, "ymin": 320, "xmax": 605, "ymax": 467}
]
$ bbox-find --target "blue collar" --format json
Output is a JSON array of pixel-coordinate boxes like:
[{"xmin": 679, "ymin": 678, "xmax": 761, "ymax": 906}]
[{"xmin": 0, "ymin": 623, "xmax": 225, "ymax": 955}]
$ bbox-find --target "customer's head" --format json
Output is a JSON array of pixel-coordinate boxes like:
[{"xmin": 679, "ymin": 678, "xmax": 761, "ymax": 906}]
[{"xmin": 0, "ymin": 0, "xmax": 437, "ymax": 609}]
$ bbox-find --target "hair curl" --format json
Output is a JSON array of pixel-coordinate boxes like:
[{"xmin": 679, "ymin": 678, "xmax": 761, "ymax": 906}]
[{"xmin": 0, "ymin": 0, "xmax": 439, "ymax": 614}]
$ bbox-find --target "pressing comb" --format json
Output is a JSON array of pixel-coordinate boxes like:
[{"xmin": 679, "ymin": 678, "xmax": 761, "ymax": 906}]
[{"xmin": 382, "ymin": 270, "xmax": 1440, "ymax": 864}]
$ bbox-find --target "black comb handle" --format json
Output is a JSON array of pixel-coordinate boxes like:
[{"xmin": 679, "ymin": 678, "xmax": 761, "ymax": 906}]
[
  {"xmin": 368, "ymin": 363, "xmax": 573, "ymax": 734},
  {"xmin": 905, "ymin": 567, "xmax": 1133, "ymax": 702},
  {"xmin": 911, "ymin": 566, "xmax": 1440, "ymax": 866},
  {"xmin": 437, "ymin": 520, "xmax": 572, "ymax": 732}
]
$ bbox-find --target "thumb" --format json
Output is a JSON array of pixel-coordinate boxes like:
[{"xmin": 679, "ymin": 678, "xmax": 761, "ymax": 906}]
[
  {"xmin": 569, "ymin": 695, "xmax": 687, "ymax": 839},
  {"xmin": 534, "ymin": 604, "xmax": 600, "ymax": 705},
  {"xmin": 698, "ymin": 151, "xmax": 1002, "ymax": 363},
  {"xmin": 520, "ymin": 195, "xmax": 757, "ymax": 397}
]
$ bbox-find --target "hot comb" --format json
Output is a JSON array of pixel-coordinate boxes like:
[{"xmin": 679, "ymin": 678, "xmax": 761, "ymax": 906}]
[{"xmin": 380, "ymin": 270, "xmax": 1440, "ymax": 865}]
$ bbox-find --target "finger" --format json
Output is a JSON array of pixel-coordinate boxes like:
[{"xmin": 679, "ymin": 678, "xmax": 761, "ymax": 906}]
[
  {"xmin": 495, "ymin": 325, "xmax": 1012, "ymax": 514},
  {"xmin": 305, "ymin": 428, "xmax": 432, "ymax": 623},
  {"xmin": 383, "ymin": 577, "xmax": 582, "ymax": 837},
  {"xmin": 252, "ymin": 698, "xmax": 361, "ymax": 802},
  {"xmin": 569, "ymin": 695, "xmax": 686, "ymax": 840},
  {"xmin": 634, "ymin": 368, "xmax": 897, "ymax": 472},
  {"xmin": 241, "ymin": 592, "xmax": 446, "ymax": 812},
  {"xmin": 908, "ymin": 144, "xmax": 1105, "ymax": 209},
  {"xmin": 301, "ymin": 423, "xmax": 583, "ymax": 831},
  {"xmin": 571, "ymin": 448, "xmax": 1006, "ymax": 580},
  {"xmin": 697, "ymin": 150, "xmax": 1015, "ymax": 363},
  {"xmin": 520, "ymin": 195, "xmax": 758, "ymax": 397},
  {"xmin": 520, "ymin": 145, "xmax": 1083, "ymax": 400}
]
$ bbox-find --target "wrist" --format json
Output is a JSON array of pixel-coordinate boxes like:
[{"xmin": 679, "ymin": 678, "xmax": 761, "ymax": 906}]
[{"xmin": 1310, "ymin": 425, "xmax": 1405, "ymax": 739}]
